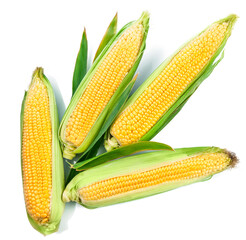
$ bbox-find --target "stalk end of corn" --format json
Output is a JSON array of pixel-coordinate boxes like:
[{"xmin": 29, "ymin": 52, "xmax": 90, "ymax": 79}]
[
  {"xmin": 104, "ymin": 136, "xmax": 119, "ymax": 151},
  {"xmin": 27, "ymin": 215, "xmax": 59, "ymax": 236},
  {"xmin": 62, "ymin": 188, "xmax": 80, "ymax": 203},
  {"xmin": 62, "ymin": 190, "xmax": 71, "ymax": 203},
  {"xmin": 63, "ymin": 145, "xmax": 76, "ymax": 160}
]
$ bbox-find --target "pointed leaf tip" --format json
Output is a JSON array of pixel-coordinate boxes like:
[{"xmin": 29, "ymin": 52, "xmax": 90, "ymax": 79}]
[
  {"xmin": 83, "ymin": 27, "xmax": 87, "ymax": 38},
  {"xmin": 93, "ymin": 13, "xmax": 118, "ymax": 62},
  {"xmin": 72, "ymin": 28, "xmax": 88, "ymax": 95}
]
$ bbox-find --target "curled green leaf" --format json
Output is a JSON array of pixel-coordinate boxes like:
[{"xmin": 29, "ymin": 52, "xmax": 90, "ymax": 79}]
[{"xmin": 73, "ymin": 141, "xmax": 173, "ymax": 171}]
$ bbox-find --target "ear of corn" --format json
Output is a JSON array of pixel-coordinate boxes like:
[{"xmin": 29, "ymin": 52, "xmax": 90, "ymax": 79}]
[
  {"xmin": 59, "ymin": 11, "xmax": 150, "ymax": 160},
  {"xmin": 65, "ymin": 75, "xmax": 138, "ymax": 184},
  {"xmin": 21, "ymin": 68, "xmax": 64, "ymax": 235},
  {"xmin": 68, "ymin": 14, "xmax": 118, "ymax": 181},
  {"xmin": 105, "ymin": 14, "xmax": 237, "ymax": 150},
  {"xmin": 63, "ymin": 146, "xmax": 238, "ymax": 208}
]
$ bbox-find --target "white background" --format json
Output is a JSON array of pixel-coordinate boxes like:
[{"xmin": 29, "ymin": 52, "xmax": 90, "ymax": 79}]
[{"xmin": 0, "ymin": 0, "xmax": 245, "ymax": 239}]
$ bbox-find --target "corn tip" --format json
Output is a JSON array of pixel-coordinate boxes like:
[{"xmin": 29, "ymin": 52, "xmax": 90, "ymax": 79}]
[
  {"xmin": 62, "ymin": 191, "xmax": 70, "ymax": 203},
  {"xmin": 83, "ymin": 27, "xmax": 87, "ymax": 37},
  {"xmin": 32, "ymin": 67, "xmax": 43, "ymax": 79},
  {"xmin": 138, "ymin": 11, "xmax": 150, "ymax": 26},
  {"xmin": 226, "ymin": 14, "xmax": 239, "ymax": 22},
  {"xmin": 225, "ymin": 150, "xmax": 239, "ymax": 168}
]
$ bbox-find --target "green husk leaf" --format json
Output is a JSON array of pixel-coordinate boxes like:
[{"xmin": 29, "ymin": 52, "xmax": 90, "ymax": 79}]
[
  {"xmin": 59, "ymin": 11, "xmax": 150, "ymax": 159},
  {"xmin": 21, "ymin": 68, "xmax": 64, "ymax": 235},
  {"xmin": 93, "ymin": 13, "xmax": 118, "ymax": 62},
  {"xmin": 72, "ymin": 29, "xmax": 88, "ymax": 95},
  {"xmin": 20, "ymin": 91, "xmax": 27, "ymax": 140},
  {"xmin": 63, "ymin": 146, "xmax": 235, "ymax": 208},
  {"xmin": 73, "ymin": 141, "xmax": 173, "ymax": 171}
]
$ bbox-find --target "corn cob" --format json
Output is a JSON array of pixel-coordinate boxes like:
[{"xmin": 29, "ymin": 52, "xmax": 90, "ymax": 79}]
[
  {"xmin": 63, "ymin": 147, "xmax": 238, "ymax": 208},
  {"xmin": 21, "ymin": 68, "xmax": 64, "ymax": 235},
  {"xmin": 59, "ymin": 12, "xmax": 149, "ymax": 160},
  {"xmin": 105, "ymin": 14, "xmax": 237, "ymax": 151}
]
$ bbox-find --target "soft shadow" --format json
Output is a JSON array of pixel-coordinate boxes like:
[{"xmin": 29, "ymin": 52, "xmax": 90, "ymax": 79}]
[
  {"xmin": 97, "ymin": 143, "xmax": 107, "ymax": 155},
  {"xmin": 46, "ymin": 74, "xmax": 66, "ymax": 123},
  {"xmin": 45, "ymin": 74, "xmax": 71, "ymax": 185},
  {"xmin": 57, "ymin": 202, "xmax": 77, "ymax": 234},
  {"xmin": 131, "ymin": 47, "xmax": 165, "ymax": 95},
  {"xmin": 44, "ymin": 74, "xmax": 77, "ymax": 234}
]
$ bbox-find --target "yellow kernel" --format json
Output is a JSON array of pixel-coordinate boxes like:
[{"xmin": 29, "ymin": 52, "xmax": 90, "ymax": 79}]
[
  {"xmin": 80, "ymin": 152, "xmax": 231, "ymax": 201},
  {"xmin": 22, "ymin": 77, "xmax": 52, "ymax": 224}
]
